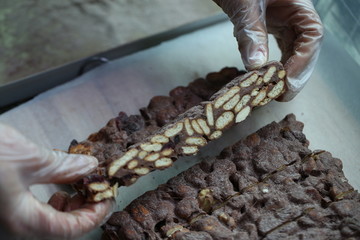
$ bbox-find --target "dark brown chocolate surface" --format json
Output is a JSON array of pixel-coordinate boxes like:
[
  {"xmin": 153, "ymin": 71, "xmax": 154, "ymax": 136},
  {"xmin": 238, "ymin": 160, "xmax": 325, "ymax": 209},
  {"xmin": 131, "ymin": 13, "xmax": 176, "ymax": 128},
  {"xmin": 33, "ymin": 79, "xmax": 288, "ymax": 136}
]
[{"xmin": 101, "ymin": 114, "xmax": 360, "ymax": 240}]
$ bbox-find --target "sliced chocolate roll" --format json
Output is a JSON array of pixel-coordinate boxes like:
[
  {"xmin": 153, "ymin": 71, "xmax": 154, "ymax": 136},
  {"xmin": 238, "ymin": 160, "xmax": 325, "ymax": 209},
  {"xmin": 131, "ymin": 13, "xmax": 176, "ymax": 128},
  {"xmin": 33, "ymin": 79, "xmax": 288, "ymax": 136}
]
[{"xmin": 69, "ymin": 62, "xmax": 286, "ymax": 202}]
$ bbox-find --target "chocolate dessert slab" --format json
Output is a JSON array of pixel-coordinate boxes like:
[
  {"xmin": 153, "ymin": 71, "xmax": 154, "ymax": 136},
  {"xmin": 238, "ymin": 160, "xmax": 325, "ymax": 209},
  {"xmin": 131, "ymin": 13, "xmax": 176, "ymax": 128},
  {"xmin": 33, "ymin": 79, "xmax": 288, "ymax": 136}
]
[{"xmin": 101, "ymin": 114, "xmax": 360, "ymax": 240}]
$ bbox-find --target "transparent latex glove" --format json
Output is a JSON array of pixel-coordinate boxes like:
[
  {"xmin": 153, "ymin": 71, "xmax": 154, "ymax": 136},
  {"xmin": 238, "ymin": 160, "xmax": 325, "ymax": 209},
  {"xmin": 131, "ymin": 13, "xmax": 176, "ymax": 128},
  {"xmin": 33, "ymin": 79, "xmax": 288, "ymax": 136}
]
[
  {"xmin": 213, "ymin": 0, "xmax": 324, "ymax": 101},
  {"xmin": 0, "ymin": 123, "xmax": 114, "ymax": 240}
]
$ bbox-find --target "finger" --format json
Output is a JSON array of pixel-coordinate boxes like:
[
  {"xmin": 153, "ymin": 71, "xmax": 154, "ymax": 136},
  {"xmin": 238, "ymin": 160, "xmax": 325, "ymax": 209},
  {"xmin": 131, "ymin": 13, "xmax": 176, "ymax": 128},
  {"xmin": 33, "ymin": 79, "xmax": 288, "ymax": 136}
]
[
  {"xmin": 12, "ymin": 192, "xmax": 115, "ymax": 239},
  {"xmin": 215, "ymin": 0, "xmax": 269, "ymax": 69},
  {"xmin": 0, "ymin": 123, "xmax": 40, "ymax": 166},
  {"xmin": 267, "ymin": 0, "xmax": 323, "ymax": 101},
  {"xmin": 0, "ymin": 123, "xmax": 98, "ymax": 185},
  {"xmin": 27, "ymin": 149, "xmax": 98, "ymax": 185}
]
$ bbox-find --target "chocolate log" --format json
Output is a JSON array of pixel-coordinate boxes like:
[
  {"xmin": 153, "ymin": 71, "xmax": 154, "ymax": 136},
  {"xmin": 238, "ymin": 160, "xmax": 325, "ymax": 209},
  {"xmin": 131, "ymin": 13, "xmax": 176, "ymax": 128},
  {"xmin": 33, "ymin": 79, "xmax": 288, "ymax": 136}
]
[{"xmin": 69, "ymin": 61, "xmax": 286, "ymax": 202}]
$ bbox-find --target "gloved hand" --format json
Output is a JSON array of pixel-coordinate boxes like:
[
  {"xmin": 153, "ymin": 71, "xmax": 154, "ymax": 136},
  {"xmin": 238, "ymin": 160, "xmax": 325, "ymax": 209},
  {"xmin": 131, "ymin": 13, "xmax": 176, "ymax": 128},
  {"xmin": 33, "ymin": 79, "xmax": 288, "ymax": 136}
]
[
  {"xmin": 0, "ymin": 123, "xmax": 114, "ymax": 239},
  {"xmin": 213, "ymin": 0, "xmax": 323, "ymax": 101}
]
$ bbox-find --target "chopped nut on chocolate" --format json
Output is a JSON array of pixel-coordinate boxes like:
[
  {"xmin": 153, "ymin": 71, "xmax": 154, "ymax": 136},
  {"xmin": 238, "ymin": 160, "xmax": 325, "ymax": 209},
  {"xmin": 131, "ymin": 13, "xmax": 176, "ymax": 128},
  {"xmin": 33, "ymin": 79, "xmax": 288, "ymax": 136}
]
[
  {"xmin": 165, "ymin": 122, "xmax": 184, "ymax": 138},
  {"xmin": 234, "ymin": 94, "xmax": 251, "ymax": 113},
  {"xmin": 217, "ymin": 212, "xmax": 236, "ymax": 229},
  {"xmin": 140, "ymin": 142, "xmax": 162, "ymax": 152},
  {"xmin": 197, "ymin": 119, "xmax": 211, "ymax": 136},
  {"xmin": 144, "ymin": 153, "xmax": 160, "ymax": 162},
  {"xmin": 223, "ymin": 93, "xmax": 240, "ymax": 110},
  {"xmin": 185, "ymin": 137, "xmax": 207, "ymax": 147},
  {"xmin": 256, "ymin": 76, "xmax": 264, "ymax": 85},
  {"xmin": 263, "ymin": 65, "xmax": 276, "ymax": 83},
  {"xmin": 240, "ymin": 73, "xmax": 258, "ymax": 87},
  {"xmin": 215, "ymin": 111, "xmax": 234, "ymax": 130},
  {"xmin": 205, "ymin": 103, "xmax": 214, "ymax": 126},
  {"xmin": 93, "ymin": 189, "xmax": 113, "ymax": 202},
  {"xmin": 198, "ymin": 189, "xmax": 216, "ymax": 213},
  {"xmin": 161, "ymin": 148, "xmax": 174, "ymax": 156},
  {"xmin": 134, "ymin": 167, "xmax": 149, "ymax": 175},
  {"xmin": 268, "ymin": 80, "xmax": 285, "ymax": 98},
  {"xmin": 191, "ymin": 119, "xmax": 203, "ymax": 134},
  {"xmin": 251, "ymin": 89, "xmax": 267, "ymax": 106},
  {"xmin": 181, "ymin": 146, "xmax": 199, "ymax": 155},
  {"xmin": 209, "ymin": 130, "xmax": 222, "ymax": 140},
  {"xmin": 108, "ymin": 148, "xmax": 139, "ymax": 177},
  {"xmin": 184, "ymin": 118, "xmax": 194, "ymax": 136},
  {"xmin": 127, "ymin": 160, "xmax": 138, "ymax": 170},
  {"xmin": 138, "ymin": 151, "xmax": 147, "ymax": 159},
  {"xmin": 88, "ymin": 182, "xmax": 110, "ymax": 192},
  {"xmin": 235, "ymin": 106, "xmax": 251, "ymax": 123},
  {"xmin": 154, "ymin": 157, "xmax": 172, "ymax": 168},
  {"xmin": 214, "ymin": 86, "xmax": 240, "ymax": 109},
  {"xmin": 278, "ymin": 70, "xmax": 286, "ymax": 79},
  {"xmin": 166, "ymin": 225, "xmax": 185, "ymax": 238},
  {"xmin": 151, "ymin": 135, "xmax": 169, "ymax": 144}
]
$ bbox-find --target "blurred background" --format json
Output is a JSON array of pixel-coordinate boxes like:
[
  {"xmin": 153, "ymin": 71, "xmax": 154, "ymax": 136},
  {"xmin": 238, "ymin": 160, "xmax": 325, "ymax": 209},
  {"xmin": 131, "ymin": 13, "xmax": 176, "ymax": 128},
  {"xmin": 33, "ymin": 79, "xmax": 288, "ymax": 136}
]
[
  {"xmin": 313, "ymin": 0, "xmax": 360, "ymax": 70},
  {"xmin": 0, "ymin": 0, "xmax": 359, "ymax": 85},
  {"xmin": 0, "ymin": 0, "xmax": 221, "ymax": 85}
]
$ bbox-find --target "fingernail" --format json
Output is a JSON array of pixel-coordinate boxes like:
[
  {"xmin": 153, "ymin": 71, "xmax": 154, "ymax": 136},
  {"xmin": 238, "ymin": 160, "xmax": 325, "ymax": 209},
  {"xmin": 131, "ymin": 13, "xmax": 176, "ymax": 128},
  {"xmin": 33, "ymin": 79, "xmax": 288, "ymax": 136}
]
[
  {"xmin": 75, "ymin": 155, "xmax": 98, "ymax": 173},
  {"xmin": 246, "ymin": 51, "xmax": 266, "ymax": 69}
]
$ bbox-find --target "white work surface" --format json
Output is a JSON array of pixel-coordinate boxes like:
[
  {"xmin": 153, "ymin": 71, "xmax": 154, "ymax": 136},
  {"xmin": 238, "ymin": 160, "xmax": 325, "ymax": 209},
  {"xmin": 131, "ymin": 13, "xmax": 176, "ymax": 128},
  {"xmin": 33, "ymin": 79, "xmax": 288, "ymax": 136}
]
[{"xmin": 1, "ymin": 21, "xmax": 359, "ymax": 239}]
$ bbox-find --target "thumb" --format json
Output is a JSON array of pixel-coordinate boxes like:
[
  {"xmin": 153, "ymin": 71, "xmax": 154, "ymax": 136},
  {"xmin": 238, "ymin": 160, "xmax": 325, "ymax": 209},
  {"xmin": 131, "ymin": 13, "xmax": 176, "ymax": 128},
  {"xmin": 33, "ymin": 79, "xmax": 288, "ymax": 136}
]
[
  {"xmin": 215, "ymin": 0, "xmax": 269, "ymax": 69},
  {"xmin": 29, "ymin": 149, "xmax": 98, "ymax": 185}
]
